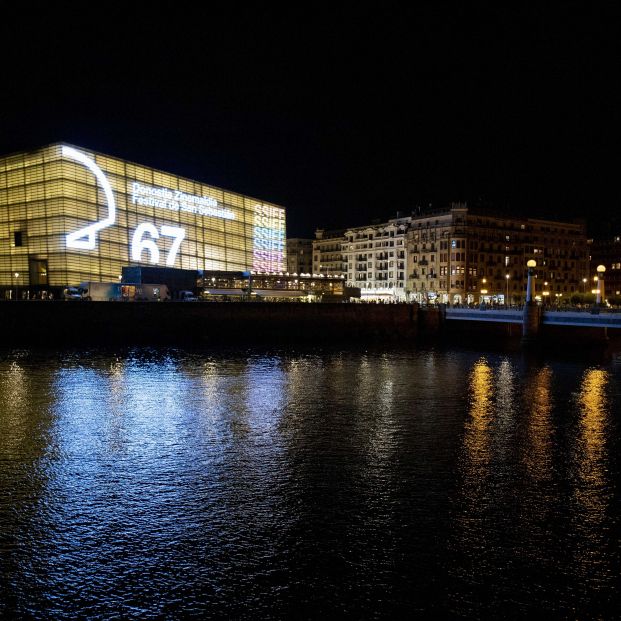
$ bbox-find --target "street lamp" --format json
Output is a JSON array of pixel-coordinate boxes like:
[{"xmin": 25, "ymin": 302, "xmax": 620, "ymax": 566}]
[
  {"xmin": 582, "ymin": 277, "xmax": 587, "ymax": 293},
  {"xmin": 14, "ymin": 272, "xmax": 19, "ymax": 301},
  {"xmin": 505, "ymin": 273, "xmax": 510, "ymax": 306},
  {"xmin": 596, "ymin": 264, "xmax": 606, "ymax": 305},
  {"xmin": 526, "ymin": 260, "xmax": 536, "ymax": 303}
]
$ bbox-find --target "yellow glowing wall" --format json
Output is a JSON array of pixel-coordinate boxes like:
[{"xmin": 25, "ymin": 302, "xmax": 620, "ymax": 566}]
[{"xmin": 0, "ymin": 144, "xmax": 286, "ymax": 287}]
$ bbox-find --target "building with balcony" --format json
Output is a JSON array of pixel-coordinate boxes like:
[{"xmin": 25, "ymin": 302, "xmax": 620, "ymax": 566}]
[
  {"xmin": 407, "ymin": 203, "xmax": 589, "ymax": 305},
  {"xmin": 312, "ymin": 229, "xmax": 346, "ymax": 277},
  {"xmin": 342, "ymin": 216, "xmax": 410, "ymax": 301},
  {"xmin": 286, "ymin": 238, "xmax": 313, "ymax": 274},
  {"xmin": 589, "ymin": 235, "xmax": 621, "ymax": 302}
]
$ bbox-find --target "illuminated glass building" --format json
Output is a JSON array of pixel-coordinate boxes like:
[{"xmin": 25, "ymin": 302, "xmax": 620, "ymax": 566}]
[{"xmin": 0, "ymin": 143, "xmax": 286, "ymax": 296}]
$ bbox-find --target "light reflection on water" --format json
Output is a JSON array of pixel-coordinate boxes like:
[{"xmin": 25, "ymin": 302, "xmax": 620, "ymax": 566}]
[
  {"xmin": 524, "ymin": 365, "xmax": 553, "ymax": 482},
  {"xmin": 0, "ymin": 347, "xmax": 619, "ymax": 618},
  {"xmin": 570, "ymin": 368, "xmax": 614, "ymax": 602}
]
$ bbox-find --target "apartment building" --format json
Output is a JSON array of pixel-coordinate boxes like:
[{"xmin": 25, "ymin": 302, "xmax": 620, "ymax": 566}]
[
  {"xmin": 286, "ymin": 238, "xmax": 313, "ymax": 274},
  {"xmin": 342, "ymin": 217, "xmax": 410, "ymax": 301},
  {"xmin": 312, "ymin": 229, "xmax": 346, "ymax": 276},
  {"xmin": 589, "ymin": 235, "xmax": 621, "ymax": 300},
  {"xmin": 407, "ymin": 204, "xmax": 589, "ymax": 305}
]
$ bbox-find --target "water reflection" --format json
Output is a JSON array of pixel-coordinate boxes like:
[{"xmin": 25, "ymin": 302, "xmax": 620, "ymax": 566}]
[
  {"xmin": 0, "ymin": 354, "xmax": 59, "ymax": 616},
  {"xmin": 448, "ymin": 357, "xmax": 496, "ymax": 614},
  {"xmin": 570, "ymin": 368, "xmax": 613, "ymax": 594},
  {"xmin": 496, "ymin": 359, "xmax": 516, "ymax": 429},
  {"xmin": 523, "ymin": 365, "xmax": 553, "ymax": 482},
  {"xmin": 1, "ymin": 361, "xmax": 28, "ymax": 453},
  {"xmin": 577, "ymin": 369, "xmax": 608, "ymax": 475},
  {"xmin": 463, "ymin": 357, "xmax": 494, "ymax": 472},
  {"xmin": 0, "ymin": 348, "xmax": 619, "ymax": 618},
  {"xmin": 452, "ymin": 356, "xmax": 550, "ymax": 617}
]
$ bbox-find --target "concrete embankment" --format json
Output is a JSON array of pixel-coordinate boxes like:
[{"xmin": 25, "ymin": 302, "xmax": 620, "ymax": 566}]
[{"xmin": 0, "ymin": 301, "xmax": 419, "ymax": 346}]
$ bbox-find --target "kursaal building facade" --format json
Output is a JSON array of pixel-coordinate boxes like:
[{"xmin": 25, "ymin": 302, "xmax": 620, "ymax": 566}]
[{"xmin": 0, "ymin": 144, "xmax": 286, "ymax": 293}]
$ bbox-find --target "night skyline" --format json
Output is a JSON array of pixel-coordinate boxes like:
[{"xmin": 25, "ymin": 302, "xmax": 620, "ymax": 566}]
[
  {"xmin": 2, "ymin": 8, "xmax": 621, "ymax": 618},
  {"xmin": 2, "ymin": 5, "xmax": 620, "ymax": 237}
]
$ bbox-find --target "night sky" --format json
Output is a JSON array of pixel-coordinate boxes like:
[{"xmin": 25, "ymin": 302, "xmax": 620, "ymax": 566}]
[{"xmin": 1, "ymin": 5, "xmax": 620, "ymax": 237}]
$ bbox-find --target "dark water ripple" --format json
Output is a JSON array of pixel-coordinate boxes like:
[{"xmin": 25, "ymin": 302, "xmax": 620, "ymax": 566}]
[{"xmin": 0, "ymin": 347, "xmax": 620, "ymax": 618}]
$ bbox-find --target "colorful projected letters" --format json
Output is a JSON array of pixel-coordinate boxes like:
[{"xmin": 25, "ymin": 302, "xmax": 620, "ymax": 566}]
[{"xmin": 253, "ymin": 204, "xmax": 285, "ymax": 272}]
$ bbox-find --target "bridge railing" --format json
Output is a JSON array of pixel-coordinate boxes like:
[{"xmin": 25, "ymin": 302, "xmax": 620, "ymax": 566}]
[
  {"xmin": 443, "ymin": 305, "xmax": 621, "ymax": 328},
  {"xmin": 440, "ymin": 303, "xmax": 621, "ymax": 314}
]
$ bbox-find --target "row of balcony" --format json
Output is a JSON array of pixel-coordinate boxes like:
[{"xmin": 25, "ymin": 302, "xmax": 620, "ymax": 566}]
[
  {"xmin": 410, "ymin": 272, "xmax": 438, "ymax": 279},
  {"xmin": 410, "ymin": 244, "xmax": 437, "ymax": 252}
]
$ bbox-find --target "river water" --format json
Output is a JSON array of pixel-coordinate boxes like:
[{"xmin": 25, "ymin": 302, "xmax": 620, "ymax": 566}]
[{"xmin": 0, "ymin": 346, "xmax": 619, "ymax": 619}]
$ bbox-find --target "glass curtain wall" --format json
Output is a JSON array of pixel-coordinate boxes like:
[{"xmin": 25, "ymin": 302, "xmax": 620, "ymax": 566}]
[{"xmin": 0, "ymin": 144, "xmax": 286, "ymax": 287}]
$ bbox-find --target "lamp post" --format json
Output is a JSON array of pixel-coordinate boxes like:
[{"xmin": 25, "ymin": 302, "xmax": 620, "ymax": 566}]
[
  {"xmin": 526, "ymin": 260, "xmax": 536, "ymax": 304},
  {"xmin": 14, "ymin": 272, "xmax": 19, "ymax": 301},
  {"xmin": 582, "ymin": 277, "xmax": 587, "ymax": 294},
  {"xmin": 505, "ymin": 273, "xmax": 510, "ymax": 307},
  {"xmin": 596, "ymin": 264, "xmax": 606, "ymax": 305},
  {"xmin": 523, "ymin": 260, "xmax": 541, "ymax": 344}
]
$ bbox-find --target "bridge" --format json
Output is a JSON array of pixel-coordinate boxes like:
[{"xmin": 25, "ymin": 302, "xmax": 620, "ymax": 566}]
[{"xmin": 445, "ymin": 307, "xmax": 621, "ymax": 329}]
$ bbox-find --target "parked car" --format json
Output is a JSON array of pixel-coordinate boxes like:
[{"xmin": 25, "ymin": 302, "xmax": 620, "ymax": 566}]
[{"xmin": 179, "ymin": 290, "xmax": 198, "ymax": 301}]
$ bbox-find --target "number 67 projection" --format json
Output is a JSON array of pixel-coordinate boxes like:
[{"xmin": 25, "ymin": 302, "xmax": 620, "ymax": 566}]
[{"xmin": 131, "ymin": 223, "xmax": 186, "ymax": 266}]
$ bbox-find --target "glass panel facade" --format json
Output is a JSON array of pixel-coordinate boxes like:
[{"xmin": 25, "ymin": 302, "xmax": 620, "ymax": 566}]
[{"xmin": 0, "ymin": 143, "xmax": 286, "ymax": 287}]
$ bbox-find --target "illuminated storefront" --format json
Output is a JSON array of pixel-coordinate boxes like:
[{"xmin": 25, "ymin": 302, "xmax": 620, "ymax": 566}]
[
  {"xmin": 197, "ymin": 271, "xmax": 357, "ymax": 301},
  {"xmin": 0, "ymin": 143, "xmax": 286, "ymax": 293}
]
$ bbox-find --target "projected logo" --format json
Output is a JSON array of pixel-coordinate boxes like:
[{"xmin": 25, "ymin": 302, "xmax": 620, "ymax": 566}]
[
  {"xmin": 63, "ymin": 146, "xmax": 284, "ymax": 271},
  {"xmin": 62, "ymin": 147, "xmax": 237, "ymax": 267},
  {"xmin": 252, "ymin": 204, "xmax": 285, "ymax": 272},
  {"xmin": 63, "ymin": 146, "xmax": 116, "ymax": 250}
]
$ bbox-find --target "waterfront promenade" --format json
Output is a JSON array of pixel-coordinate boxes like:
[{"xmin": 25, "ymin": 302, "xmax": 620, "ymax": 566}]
[
  {"xmin": 0, "ymin": 301, "xmax": 418, "ymax": 345},
  {"xmin": 1, "ymin": 301, "xmax": 620, "ymax": 347}
]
